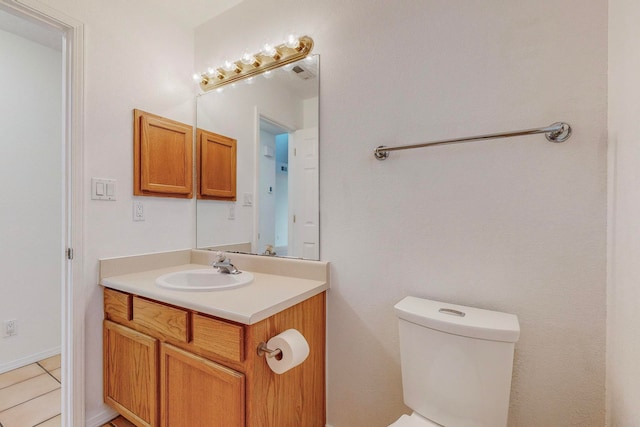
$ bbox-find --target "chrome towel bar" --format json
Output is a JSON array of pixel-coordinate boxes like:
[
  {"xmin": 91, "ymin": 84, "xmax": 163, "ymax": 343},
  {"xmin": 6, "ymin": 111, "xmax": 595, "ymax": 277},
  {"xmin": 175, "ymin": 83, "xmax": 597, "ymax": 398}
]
[{"xmin": 374, "ymin": 122, "xmax": 572, "ymax": 160}]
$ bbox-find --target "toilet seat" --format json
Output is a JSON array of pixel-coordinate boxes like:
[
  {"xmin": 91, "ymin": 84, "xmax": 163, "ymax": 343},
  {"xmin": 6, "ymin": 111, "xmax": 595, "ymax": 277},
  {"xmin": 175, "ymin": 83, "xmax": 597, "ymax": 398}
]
[{"xmin": 389, "ymin": 413, "xmax": 442, "ymax": 427}]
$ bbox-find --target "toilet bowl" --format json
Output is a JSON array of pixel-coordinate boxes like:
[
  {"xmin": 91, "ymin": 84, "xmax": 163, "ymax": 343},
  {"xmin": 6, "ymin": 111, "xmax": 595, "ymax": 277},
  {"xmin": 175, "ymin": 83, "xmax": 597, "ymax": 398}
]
[
  {"xmin": 389, "ymin": 296, "xmax": 520, "ymax": 427},
  {"xmin": 389, "ymin": 412, "xmax": 440, "ymax": 426}
]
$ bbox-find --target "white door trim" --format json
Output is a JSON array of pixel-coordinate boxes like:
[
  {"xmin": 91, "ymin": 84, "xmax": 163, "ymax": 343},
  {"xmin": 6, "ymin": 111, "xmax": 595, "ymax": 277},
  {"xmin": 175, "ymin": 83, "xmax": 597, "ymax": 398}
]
[{"xmin": 0, "ymin": 1, "xmax": 85, "ymax": 425}]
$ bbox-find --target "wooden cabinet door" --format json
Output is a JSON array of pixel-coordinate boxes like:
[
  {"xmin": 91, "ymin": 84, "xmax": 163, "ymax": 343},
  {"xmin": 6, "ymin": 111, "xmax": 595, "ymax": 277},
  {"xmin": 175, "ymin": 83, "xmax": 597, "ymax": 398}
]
[
  {"xmin": 160, "ymin": 343, "xmax": 245, "ymax": 427},
  {"xmin": 197, "ymin": 129, "xmax": 237, "ymax": 200},
  {"xmin": 134, "ymin": 109, "xmax": 193, "ymax": 198},
  {"xmin": 104, "ymin": 320, "xmax": 158, "ymax": 427}
]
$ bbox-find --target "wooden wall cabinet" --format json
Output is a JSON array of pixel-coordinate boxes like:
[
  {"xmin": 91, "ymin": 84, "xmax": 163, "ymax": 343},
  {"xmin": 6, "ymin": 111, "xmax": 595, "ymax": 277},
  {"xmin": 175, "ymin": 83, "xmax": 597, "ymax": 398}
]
[
  {"xmin": 197, "ymin": 128, "xmax": 237, "ymax": 201},
  {"xmin": 134, "ymin": 109, "xmax": 193, "ymax": 198},
  {"xmin": 103, "ymin": 288, "xmax": 325, "ymax": 427}
]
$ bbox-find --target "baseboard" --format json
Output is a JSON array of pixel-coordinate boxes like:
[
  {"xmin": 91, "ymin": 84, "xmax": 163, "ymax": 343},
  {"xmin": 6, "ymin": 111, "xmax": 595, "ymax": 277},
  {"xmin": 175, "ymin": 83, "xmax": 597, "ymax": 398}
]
[
  {"xmin": 86, "ymin": 408, "xmax": 118, "ymax": 427},
  {"xmin": 87, "ymin": 409, "xmax": 329, "ymax": 427},
  {"xmin": 0, "ymin": 346, "xmax": 61, "ymax": 374}
]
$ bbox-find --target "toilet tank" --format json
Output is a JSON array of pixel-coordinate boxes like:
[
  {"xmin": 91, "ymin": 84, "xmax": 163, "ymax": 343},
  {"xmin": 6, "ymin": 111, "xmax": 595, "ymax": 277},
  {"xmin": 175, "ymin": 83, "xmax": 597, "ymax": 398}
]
[{"xmin": 394, "ymin": 296, "xmax": 520, "ymax": 427}]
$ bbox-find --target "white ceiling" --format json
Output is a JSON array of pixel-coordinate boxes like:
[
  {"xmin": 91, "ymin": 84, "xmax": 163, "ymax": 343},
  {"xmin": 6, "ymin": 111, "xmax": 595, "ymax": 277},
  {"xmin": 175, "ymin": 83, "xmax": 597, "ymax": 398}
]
[
  {"xmin": 0, "ymin": 8, "xmax": 62, "ymax": 50},
  {"xmin": 0, "ymin": 0, "xmax": 243, "ymax": 49}
]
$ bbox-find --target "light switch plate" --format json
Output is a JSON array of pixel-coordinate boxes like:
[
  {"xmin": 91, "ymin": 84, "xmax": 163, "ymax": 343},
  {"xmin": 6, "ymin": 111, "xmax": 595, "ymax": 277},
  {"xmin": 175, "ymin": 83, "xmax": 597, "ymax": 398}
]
[{"xmin": 91, "ymin": 178, "xmax": 116, "ymax": 201}]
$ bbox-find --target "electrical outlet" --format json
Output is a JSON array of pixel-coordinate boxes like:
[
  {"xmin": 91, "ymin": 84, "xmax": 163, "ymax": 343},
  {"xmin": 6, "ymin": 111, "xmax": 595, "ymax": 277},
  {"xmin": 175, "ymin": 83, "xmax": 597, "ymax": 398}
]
[
  {"xmin": 133, "ymin": 201, "xmax": 145, "ymax": 221},
  {"xmin": 3, "ymin": 319, "xmax": 17, "ymax": 337},
  {"xmin": 228, "ymin": 205, "xmax": 235, "ymax": 220}
]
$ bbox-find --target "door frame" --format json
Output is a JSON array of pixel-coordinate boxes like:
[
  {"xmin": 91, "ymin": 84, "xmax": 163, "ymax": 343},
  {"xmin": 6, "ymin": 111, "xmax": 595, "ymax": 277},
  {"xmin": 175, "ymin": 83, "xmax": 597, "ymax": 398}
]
[
  {"xmin": 254, "ymin": 109, "xmax": 296, "ymax": 255},
  {"xmin": 0, "ymin": 0, "xmax": 85, "ymax": 425}
]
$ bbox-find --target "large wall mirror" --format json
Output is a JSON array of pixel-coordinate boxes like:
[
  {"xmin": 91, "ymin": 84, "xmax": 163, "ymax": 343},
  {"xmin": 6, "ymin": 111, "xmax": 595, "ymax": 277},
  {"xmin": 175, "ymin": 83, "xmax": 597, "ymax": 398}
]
[{"xmin": 196, "ymin": 55, "xmax": 320, "ymax": 260}]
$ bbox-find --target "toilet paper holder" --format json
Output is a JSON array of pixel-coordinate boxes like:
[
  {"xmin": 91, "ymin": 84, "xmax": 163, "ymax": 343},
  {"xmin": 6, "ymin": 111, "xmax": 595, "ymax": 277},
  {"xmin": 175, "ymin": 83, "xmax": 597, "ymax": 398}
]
[{"xmin": 257, "ymin": 342, "xmax": 282, "ymax": 358}]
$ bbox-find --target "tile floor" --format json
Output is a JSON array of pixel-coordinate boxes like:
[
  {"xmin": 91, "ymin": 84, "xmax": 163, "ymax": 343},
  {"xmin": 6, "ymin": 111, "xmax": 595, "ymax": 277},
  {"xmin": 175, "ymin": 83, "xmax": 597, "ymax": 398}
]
[
  {"xmin": 0, "ymin": 355, "xmax": 61, "ymax": 427},
  {"xmin": 100, "ymin": 416, "xmax": 136, "ymax": 427},
  {"xmin": 0, "ymin": 356, "xmax": 133, "ymax": 427}
]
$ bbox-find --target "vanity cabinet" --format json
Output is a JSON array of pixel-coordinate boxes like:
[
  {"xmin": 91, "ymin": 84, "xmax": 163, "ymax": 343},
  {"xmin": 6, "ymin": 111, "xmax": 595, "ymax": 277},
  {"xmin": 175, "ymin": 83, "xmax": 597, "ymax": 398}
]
[{"xmin": 103, "ymin": 287, "xmax": 325, "ymax": 427}]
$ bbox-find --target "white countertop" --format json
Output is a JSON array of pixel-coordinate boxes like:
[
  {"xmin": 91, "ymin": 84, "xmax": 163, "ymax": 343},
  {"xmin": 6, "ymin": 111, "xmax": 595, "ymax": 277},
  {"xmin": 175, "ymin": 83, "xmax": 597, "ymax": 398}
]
[{"xmin": 101, "ymin": 263, "xmax": 329, "ymax": 325}]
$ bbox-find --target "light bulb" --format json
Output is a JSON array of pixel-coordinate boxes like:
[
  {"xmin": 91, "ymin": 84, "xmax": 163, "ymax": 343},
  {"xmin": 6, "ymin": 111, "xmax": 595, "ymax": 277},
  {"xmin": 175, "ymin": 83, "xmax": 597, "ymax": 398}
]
[
  {"xmin": 241, "ymin": 52, "xmax": 251, "ymax": 63},
  {"xmin": 241, "ymin": 51, "xmax": 260, "ymax": 68},
  {"xmin": 192, "ymin": 73, "xmax": 202, "ymax": 82},
  {"xmin": 261, "ymin": 42, "xmax": 280, "ymax": 59},
  {"xmin": 223, "ymin": 59, "xmax": 238, "ymax": 72},
  {"xmin": 285, "ymin": 33, "xmax": 300, "ymax": 49},
  {"xmin": 206, "ymin": 68, "xmax": 223, "ymax": 81}
]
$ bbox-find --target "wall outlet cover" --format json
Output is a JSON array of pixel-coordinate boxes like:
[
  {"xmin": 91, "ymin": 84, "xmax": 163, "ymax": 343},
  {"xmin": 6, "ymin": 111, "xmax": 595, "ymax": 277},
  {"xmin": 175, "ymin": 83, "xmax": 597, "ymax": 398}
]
[
  {"xmin": 133, "ymin": 201, "xmax": 145, "ymax": 221},
  {"xmin": 3, "ymin": 319, "xmax": 17, "ymax": 337}
]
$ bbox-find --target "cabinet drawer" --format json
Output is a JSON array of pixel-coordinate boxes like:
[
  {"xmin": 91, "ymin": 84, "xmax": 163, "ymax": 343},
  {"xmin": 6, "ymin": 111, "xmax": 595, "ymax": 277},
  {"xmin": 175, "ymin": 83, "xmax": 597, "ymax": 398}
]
[
  {"xmin": 133, "ymin": 297, "xmax": 189, "ymax": 343},
  {"xmin": 104, "ymin": 288, "xmax": 131, "ymax": 324},
  {"xmin": 192, "ymin": 314, "xmax": 244, "ymax": 362}
]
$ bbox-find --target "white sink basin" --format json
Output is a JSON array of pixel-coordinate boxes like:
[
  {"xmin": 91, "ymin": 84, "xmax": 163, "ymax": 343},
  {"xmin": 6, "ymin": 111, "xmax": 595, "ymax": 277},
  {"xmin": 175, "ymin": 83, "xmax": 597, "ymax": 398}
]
[{"xmin": 156, "ymin": 269, "xmax": 254, "ymax": 291}]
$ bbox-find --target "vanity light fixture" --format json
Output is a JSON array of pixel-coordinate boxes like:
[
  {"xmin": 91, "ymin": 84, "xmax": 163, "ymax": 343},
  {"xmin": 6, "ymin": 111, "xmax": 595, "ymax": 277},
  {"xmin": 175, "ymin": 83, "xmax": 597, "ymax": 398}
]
[{"xmin": 195, "ymin": 35, "xmax": 314, "ymax": 92}]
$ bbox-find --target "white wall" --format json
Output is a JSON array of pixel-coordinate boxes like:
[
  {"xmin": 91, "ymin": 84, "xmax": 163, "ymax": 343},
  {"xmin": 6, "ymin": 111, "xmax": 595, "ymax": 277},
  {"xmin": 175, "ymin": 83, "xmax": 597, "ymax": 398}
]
[
  {"xmin": 607, "ymin": 1, "xmax": 640, "ymax": 425},
  {"xmin": 0, "ymin": 28, "xmax": 62, "ymax": 371},
  {"xmin": 197, "ymin": 1, "xmax": 608, "ymax": 426},
  {"xmin": 35, "ymin": 0, "xmax": 196, "ymax": 423}
]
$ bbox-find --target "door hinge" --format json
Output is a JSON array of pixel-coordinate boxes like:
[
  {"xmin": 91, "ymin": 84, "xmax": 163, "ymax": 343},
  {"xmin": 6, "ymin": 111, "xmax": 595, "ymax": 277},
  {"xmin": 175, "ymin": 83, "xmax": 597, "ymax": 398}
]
[
  {"xmin": 293, "ymin": 148, "xmax": 297, "ymax": 156},
  {"xmin": 66, "ymin": 248, "xmax": 74, "ymax": 260},
  {"xmin": 293, "ymin": 215, "xmax": 296, "ymax": 223}
]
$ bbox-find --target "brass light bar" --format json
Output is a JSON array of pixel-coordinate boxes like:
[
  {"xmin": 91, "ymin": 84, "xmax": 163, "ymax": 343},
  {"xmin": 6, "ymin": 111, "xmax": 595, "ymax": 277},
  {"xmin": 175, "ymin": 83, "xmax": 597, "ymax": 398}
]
[{"xmin": 198, "ymin": 35, "xmax": 314, "ymax": 92}]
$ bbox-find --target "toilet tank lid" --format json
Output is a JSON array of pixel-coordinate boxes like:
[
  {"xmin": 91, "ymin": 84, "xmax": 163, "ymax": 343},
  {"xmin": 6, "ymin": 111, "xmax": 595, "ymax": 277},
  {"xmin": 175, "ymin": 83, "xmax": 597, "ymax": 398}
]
[{"xmin": 394, "ymin": 296, "xmax": 520, "ymax": 343}]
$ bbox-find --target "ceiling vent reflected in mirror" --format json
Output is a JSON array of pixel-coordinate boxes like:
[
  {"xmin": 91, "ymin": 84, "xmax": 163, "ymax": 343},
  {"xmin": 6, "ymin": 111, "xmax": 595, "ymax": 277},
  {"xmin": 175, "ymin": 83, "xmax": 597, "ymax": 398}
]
[{"xmin": 193, "ymin": 35, "xmax": 314, "ymax": 92}]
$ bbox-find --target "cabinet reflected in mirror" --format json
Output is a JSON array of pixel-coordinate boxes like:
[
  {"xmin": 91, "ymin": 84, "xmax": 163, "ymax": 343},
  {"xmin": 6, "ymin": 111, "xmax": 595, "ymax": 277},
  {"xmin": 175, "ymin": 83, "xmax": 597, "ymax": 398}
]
[{"xmin": 196, "ymin": 55, "xmax": 319, "ymax": 260}]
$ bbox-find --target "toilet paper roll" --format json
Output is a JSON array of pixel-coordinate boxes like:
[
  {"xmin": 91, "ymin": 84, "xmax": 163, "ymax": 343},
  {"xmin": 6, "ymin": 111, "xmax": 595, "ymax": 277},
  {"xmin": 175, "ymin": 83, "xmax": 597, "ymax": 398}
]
[{"xmin": 265, "ymin": 329, "xmax": 310, "ymax": 374}]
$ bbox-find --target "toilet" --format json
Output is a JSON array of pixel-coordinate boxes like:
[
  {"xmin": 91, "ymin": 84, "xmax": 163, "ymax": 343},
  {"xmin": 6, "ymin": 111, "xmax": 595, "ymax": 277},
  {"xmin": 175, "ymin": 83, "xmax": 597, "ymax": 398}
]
[{"xmin": 390, "ymin": 296, "xmax": 520, "ymax": 427}]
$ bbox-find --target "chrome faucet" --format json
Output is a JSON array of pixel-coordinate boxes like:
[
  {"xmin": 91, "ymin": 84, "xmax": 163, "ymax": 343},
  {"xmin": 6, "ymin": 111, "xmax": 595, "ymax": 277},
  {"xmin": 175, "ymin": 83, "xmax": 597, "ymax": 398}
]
[
  {"xmin": 263, "ymin": 245, "xmax": 276, "ymax": 256},
  {"xmin": 212, "ymin": 251, "xmax": 241, "ymax": 274}
]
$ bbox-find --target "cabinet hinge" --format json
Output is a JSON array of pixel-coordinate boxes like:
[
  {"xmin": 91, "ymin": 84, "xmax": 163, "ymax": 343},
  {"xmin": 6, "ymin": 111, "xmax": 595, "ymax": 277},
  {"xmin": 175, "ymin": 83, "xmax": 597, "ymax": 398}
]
[{"xmin": 66, "ymin": 248, "xmax": 74, "ymax": 260}]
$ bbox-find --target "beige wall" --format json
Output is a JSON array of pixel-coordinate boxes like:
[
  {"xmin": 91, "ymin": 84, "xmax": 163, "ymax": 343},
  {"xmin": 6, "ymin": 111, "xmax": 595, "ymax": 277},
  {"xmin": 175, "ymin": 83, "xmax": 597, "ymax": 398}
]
[
  {"xmin": 197, "ymin": 1, "xmax": 608, "ymax": 426},
  {"xmin": 608, "ymin": 0, "xmax": 640, "ymax": 425}
]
